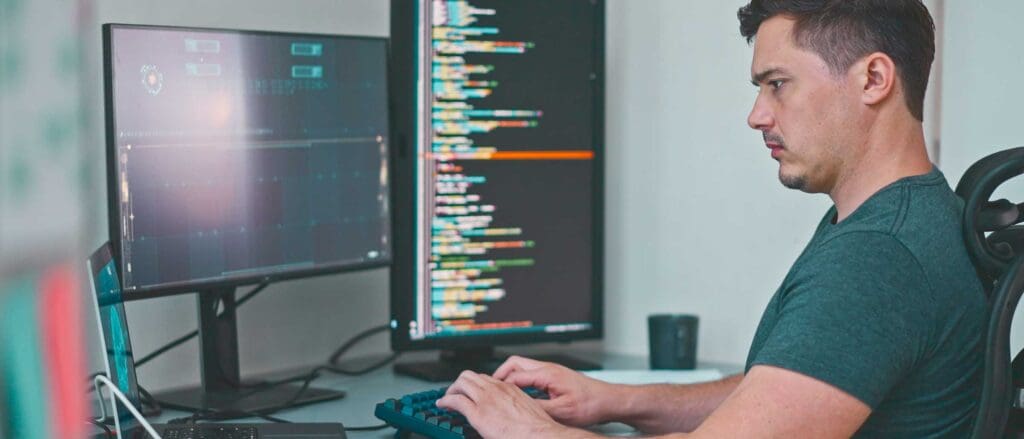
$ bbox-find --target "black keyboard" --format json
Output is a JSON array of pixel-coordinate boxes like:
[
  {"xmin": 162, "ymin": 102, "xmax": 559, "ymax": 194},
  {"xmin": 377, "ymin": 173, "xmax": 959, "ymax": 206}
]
[
  {"xmin": 374, "ymin": 386, "xmax": 548, "ymax": 439},
  {"xmin": 158, "ymin": 425, "xmax": 258, "ymax": 439}
]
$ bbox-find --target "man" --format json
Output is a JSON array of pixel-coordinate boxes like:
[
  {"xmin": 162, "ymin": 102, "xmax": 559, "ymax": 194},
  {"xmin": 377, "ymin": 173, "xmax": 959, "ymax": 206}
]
[{"xmin": 436, "ymin": 1, "xmax": 986, "ymax": 437}]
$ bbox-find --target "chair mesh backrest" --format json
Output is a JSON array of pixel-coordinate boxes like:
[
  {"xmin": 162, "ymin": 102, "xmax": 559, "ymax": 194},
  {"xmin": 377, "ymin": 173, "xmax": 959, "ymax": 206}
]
[{"xmin": 956, "ymin": 147, "xmax": 1024, "ymax": 439}]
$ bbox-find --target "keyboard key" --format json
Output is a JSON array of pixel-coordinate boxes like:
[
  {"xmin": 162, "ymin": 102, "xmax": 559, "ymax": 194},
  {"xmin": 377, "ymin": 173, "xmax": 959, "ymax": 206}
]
[{"xmin": 374, "ymin": 385, "xmax": 549, "ymax": 439}]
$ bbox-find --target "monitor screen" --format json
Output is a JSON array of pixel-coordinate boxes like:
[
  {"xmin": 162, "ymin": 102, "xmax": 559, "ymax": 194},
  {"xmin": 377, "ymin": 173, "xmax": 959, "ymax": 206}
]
[
  {"xmin": 390, "ymin": 0, "xmax": 604, "ymax": 348},
  {"xmin": 104, "ymin": 25, "xmax": 391, "ymax": 297},
  {"xmin": 88, "ymin": 243, "xmax": 140, "ymax": 435}
]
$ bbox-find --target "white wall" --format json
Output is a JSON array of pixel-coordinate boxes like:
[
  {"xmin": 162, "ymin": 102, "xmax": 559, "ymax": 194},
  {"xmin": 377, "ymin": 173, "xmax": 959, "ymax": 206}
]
[
  {"xmin": 937, "ymin": 0, "xmax": 1024, "ymax": 350},
  {"xmin": 938, "ymin": 1, "xmax": 1024, "ymax": 179},
  {"xmin": 602, "ymin": 0, "xmax": 832, "ymax": 363}
]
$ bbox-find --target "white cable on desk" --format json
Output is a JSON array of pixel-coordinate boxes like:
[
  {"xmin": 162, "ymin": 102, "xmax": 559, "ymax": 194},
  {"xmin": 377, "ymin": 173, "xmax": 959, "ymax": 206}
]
[{"xmin": 93, "ymin": 374, "xmax": 162, "ymax": 439}]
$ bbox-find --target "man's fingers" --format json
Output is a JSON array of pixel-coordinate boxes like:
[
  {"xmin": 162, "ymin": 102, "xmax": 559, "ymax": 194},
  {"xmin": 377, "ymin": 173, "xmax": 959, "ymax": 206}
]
[
  {"xmin": 445, "ymin": 370, "xmax": 487, "ymax": 403},
  {"xmin": 493, "ymin": 355, "xmax": 544, "ymax": 380},
  {"xmin": 534, "ymin": 397, "xmax": 560, "ymax": 413},
  {"xmin": 503, "ymin": 368, "xmax": 553, "ymax": 390},
  {"xmin": 436, "ymin": 393, "xmax": 478, "ymax": 420},
  {"xmin": 479, "ymin": 370, "xmax": 532, "ymax": 399},
  {"xmin": 492, "ymin": 356, "xmax": 526, "ymax": 380}
]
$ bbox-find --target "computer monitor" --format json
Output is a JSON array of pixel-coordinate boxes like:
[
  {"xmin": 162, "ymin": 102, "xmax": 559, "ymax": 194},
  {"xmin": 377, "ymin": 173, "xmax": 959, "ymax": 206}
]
[
  {"xmin": 388, "ymin": 0, "xmax": 605, "ymax": 381},
  {"xmin": 102, "ymin": 24, "xmax": 390, "ymax": 410}
]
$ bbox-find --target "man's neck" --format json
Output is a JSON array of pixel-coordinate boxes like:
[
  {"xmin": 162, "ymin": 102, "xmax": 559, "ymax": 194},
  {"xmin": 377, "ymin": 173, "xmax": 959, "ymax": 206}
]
[{"xmin": 829, "ymin": 117, "xmax": 933, "ymax": 223}]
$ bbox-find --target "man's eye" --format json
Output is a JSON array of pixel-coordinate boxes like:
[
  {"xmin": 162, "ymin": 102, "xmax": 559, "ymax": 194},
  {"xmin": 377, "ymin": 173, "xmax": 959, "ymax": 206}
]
[{"xmin": 769, "ymin": 80, "xmax": 785, "ymax": 90}]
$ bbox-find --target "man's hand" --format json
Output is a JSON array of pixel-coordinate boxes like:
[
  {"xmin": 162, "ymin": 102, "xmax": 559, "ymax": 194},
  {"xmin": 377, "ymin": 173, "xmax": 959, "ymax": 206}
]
[
  {"xmin": 492, "ymin": 355, "xmax": 617, "ymax": 427},
  {"xmin": 436, "ymin": 370, "xmax": 571, "ymax": 438}
]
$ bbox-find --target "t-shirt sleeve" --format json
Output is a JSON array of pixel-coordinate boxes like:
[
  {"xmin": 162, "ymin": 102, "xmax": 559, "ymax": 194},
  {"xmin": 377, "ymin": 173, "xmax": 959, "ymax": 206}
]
[{"xmin": 747, "ymin": 232, "xmax": 933, "ymax": 408}]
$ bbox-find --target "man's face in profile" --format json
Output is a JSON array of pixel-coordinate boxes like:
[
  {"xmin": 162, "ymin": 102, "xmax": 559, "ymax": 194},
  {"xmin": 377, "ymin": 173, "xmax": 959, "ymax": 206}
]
[{"xmin": 747, "ymin": 16, "xmax": 859, "ymax": 194}]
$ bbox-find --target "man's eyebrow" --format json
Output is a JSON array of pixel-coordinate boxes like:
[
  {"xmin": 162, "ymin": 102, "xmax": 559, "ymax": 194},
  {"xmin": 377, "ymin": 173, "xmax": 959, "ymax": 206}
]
[{"xmin": 751, "ymin": 68, "xmax": 787, "ymax": 86}]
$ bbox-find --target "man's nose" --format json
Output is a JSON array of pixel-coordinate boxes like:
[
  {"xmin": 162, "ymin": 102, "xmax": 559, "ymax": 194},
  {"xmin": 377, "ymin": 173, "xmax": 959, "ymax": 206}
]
[{"xmin": 747, "ymin": 94, "xmax": 773, "ymax": 130}]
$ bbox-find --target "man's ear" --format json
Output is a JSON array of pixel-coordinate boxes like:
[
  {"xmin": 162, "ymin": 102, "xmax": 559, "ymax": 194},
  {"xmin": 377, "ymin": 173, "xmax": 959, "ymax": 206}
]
[{"xmin": 856, "ymin": 52, "xmax": 897, "ymax": 107}]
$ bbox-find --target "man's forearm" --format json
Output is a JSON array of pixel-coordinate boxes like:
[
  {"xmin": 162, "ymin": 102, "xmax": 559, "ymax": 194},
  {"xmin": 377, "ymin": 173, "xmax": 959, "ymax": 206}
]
[{"xmin": 605, "ymin": 374, "xmax": 743, "ymax": 434}]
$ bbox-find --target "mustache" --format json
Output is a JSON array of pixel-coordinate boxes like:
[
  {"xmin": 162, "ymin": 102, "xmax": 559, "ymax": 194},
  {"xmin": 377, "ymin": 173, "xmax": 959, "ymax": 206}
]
[{"xmin": 763, "ymin": 133, "xmax": 785, "ymax": 146}]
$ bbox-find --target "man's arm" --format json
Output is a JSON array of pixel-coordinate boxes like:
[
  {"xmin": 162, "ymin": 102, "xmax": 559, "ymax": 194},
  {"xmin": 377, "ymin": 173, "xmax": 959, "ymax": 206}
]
[
  {"xmin": 493, "ymin": 356, "xmax": 740, "ymax": 430},
  {"xmin": 621, "ymin": 365, "xmax": 871, "ymax": 438},
  {"xmin": 685, "ymin": 365, "xmax": 871, "ymax": 438},
  {"xmin": 615, "ymin": 374, "xmax": 743, "ymax": 433},
  {"xmin": 438, "ymin": 364, "xmax": 871, "ymax": 438}
]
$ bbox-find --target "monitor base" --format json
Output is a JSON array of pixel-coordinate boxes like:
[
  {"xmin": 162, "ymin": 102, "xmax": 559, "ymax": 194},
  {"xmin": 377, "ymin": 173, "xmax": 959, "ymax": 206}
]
[
  {"xmin": 394, "ymin": 347, "xmax": 601, "ymax": 382},
  {"xmin": 155, "ymin": 383, "xmax": 345, "ymax": 414}
]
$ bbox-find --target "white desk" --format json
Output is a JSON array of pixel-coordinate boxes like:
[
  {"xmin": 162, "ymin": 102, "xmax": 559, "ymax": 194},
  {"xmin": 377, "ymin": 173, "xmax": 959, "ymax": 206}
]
[{"xmin": 131, "ymin": 351, "xmax": 740, "ymax": 438}]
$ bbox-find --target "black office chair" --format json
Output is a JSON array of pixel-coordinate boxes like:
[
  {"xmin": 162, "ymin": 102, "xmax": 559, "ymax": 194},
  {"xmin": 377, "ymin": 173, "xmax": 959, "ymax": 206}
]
[{"xmin": 955, "ymin": 147, "xmax": 1024, "ymax": 438}]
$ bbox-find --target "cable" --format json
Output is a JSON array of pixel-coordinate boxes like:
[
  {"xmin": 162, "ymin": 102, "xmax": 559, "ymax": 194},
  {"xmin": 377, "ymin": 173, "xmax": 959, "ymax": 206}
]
[
  {"xmin": 138, "ymin": 385, "xmax": 163, "ymax": 417},
  {"xmin": 330, "ymin": 352, "xmax": 400, "ymax": 375},
  {"xmin": 228, "ymin": 323, "xmax": 399, "ymax": 402},
  {"xmin": 88, "ymin": 418, "xmax": 113, "ymax": 437},
  {"xmin": 239, "ymin": 355, "xmax": 400, "ymax": 410},
  {"xmin": 85, "ymin": 371, "xmax": 105, "ymax": 394},
  {"xmin": 134, "ymin": 282, "xmax": 269, "ymax": 368},
  {"xmin": 93, "ymin": 374, "xmax": 162, "ymax": 439},
  {"xmin": 231, "ymin": 352, "xmax": 399, "ymax": 407},
  {"xmin": 327, "ymin": 324, "xmax": 390, "ymax": 365},
  {"xmin": 91, "ymin": 310, "xmax": 395, "ymax": 426},
  {"xmin": 167, "ymin": 407, "xmax": 292, "ymax": 425},
  {"xmin": 133, "ymin": 329, "xmax": 196, "ymax": 368},
  {"xmin": 89, "ymin": 386, "xmax": 162, "ymax": 426},
  {"xmin": 83, "ymin": 282, "xmax": 268, "ymax": 419},
  {"xmin": 161, "ymin": 349, "xmax": 398, "ymax": 425}
]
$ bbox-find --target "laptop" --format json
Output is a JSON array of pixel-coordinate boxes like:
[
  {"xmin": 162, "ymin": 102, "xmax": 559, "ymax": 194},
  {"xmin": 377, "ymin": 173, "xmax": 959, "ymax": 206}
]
[{"xmin": 88, "ymin": 243, "xmax": 346, "ymax": 438}]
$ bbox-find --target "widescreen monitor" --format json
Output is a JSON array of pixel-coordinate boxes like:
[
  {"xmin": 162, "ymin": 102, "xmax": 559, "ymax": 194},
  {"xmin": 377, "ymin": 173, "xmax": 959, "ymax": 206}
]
[
  {"xmin": 103, "ymin": 23, "xmax": 390, "ymax": 410},
  {"xmin": 105, "ymin": 24, "xmax": 391, "ymax": 299}
]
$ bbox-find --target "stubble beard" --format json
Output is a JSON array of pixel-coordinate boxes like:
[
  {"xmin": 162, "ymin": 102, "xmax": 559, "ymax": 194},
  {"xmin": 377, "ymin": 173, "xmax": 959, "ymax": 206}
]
[{"xmin": 779, "ymin": 170, "xmax": 807, "ymax": 191}]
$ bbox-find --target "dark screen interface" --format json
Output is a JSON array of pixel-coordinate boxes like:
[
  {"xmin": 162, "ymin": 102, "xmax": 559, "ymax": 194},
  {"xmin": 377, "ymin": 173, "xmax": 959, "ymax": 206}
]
[
  {"xmin": 409, "ymin": 0, "xmax": 598, "ymax": 340},
  {"xmin": 109, "ymin": 27, "xmax": 390, "ymax": 291}
]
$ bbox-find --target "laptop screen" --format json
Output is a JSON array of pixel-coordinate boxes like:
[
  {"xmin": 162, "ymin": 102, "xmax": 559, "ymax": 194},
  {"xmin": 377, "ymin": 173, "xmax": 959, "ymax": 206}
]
[{"xmin": 88, "ymin": 243, "xmax": 141, "ymax": 434}]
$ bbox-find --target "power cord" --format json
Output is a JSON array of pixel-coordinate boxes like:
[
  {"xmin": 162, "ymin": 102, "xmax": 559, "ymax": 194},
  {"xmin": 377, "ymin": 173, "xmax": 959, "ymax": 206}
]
[
  {"xmin": 87, "ymin": 283, "xmax": 398, "ymax": 428},
  {"xmin": 138, "ymin": 385, "xmax": 163, "ymax": 417},
  {"xmin": 88, "ymin": 381, "xmax": 161, "ymax": 424},
  {"xmin": 88, "ymin": 418, "xmax": 113, "ymax": 437},
  {"xmin": 88, "ymin": 284, "xmax": 270, "ymax": 392},
  {"xmin": 134, "ymin": 283, "xmax": 270, "ymax": 368},
  {"xmin": 227, "ymin": 325, "xmax": 399, "ymax": 406},
  {"xmin": 159, "ymin": 323, "xmax": 398, "ymax": 425},
  {"xmin": 93, "ymin": 374, "xmax": 162, "ymax": 439},
  {"xmin": 167, "ymin": 407, "xmax": 293, "ymax": 425},
  {"xmin": 327, "ymin": 324, "xmax": 392, "ymax": 364}
]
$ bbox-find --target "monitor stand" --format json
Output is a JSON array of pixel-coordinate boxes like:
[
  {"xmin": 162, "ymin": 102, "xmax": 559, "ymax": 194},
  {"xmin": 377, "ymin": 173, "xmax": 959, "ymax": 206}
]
[
  {"xmin": 154, "ymin": 288, "xmax": 345, "ymax": 413},
  {"xmin": 394, "ymin": 346, "xmax": 602, "ymax": 382}
]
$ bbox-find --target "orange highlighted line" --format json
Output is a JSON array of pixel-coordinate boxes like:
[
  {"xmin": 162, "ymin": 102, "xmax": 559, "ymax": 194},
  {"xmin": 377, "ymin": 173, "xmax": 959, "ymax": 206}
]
[{"xmin": 487, "ymin": 151, "xmax": 594, "ymax": 160}]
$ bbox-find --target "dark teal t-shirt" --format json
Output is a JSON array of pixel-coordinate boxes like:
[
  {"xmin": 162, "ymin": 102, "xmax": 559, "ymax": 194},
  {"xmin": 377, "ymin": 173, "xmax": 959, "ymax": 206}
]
[{"xmin": 745, "ymin": 168, "xmax": 985, "ymax": 437}]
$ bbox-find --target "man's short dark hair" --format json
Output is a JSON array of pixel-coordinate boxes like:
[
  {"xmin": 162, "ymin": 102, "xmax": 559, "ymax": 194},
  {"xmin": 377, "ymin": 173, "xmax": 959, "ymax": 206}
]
[{"xmin": 738, "ymin": 0, "xmax": 935, "ymax": 121}]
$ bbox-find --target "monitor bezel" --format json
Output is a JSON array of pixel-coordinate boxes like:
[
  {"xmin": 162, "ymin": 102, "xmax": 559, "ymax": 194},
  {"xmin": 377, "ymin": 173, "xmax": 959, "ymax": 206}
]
[
  {"xmin": 387, "ymin": 0, "xmax": 606, "ymax": 351},
  {"xmin": 103, "ymin": 23, "xmax": 393, "ymax": 301}
]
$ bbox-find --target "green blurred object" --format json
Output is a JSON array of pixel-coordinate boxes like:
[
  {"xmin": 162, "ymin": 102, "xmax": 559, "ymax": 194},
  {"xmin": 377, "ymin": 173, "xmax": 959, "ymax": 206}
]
[
  {"xmin": 0, "ymin": 277, "xmax": 50, "ymax": 439},
  {"xmin": 0, "ymin": 339, "xmax": 7, "ymax": 439},
  {"xmin": 0, "ymin": 0, "xmax": 24, "ymax": 22},
  {"xmin": 0, "ymin": 47, "xmax": 23, "ymax": 91},
  {"xmin": 42, "ymin": 110, "xmax": 76, "ymax": 153},
  {"xmin": 7, "ymin": 152, "xmax": 31, "ymax": 203},
  {"xmin": 56, "ymin": 37, "xmax": 80, "ymax": 78}
]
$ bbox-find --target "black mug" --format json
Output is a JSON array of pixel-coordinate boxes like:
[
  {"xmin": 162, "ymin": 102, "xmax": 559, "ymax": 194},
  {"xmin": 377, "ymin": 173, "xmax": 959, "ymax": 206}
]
[{"xmin": 648, "ymin": 314, "xmax": 699, "ymax": 370}]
